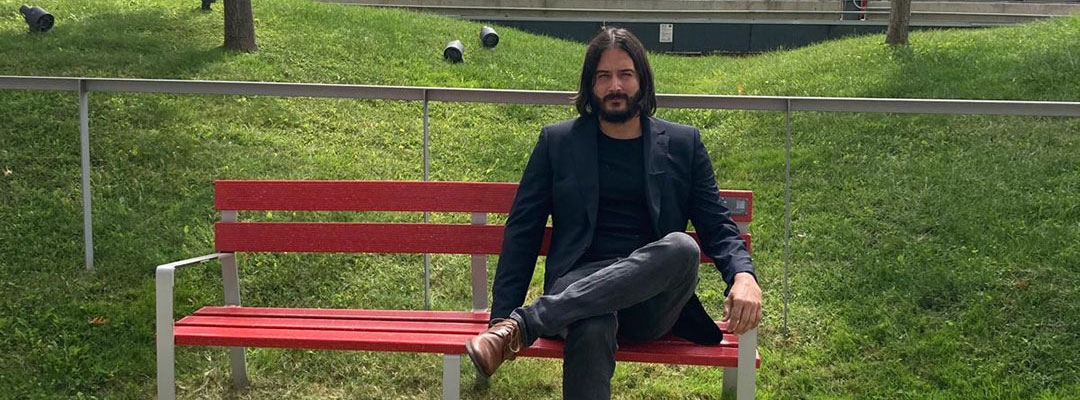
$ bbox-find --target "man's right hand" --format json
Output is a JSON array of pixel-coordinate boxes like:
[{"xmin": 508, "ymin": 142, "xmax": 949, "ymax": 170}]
[{"xmin": 722, "ymin": 272, "xmax": 762, "ymax": 335}]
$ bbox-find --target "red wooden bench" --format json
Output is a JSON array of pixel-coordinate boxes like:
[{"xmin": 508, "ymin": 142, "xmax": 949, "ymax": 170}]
[{"xmin": 155, "ymin": 180, "xmax": 760, "ymax": 400}]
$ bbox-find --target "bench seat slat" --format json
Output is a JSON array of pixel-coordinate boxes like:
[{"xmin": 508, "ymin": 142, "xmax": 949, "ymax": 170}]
[
  {"xmin": 175, "ymin": 325, "xmax": 476, "ymax": 353},
  {"xmin": 173, "ymin": 327, "xmax": 758, "ymax": 367},
  {"xmin": 176, "ymin": 307, "xmax": 759, "ymax": 367},
  {"xmin": 193, "ymin": 306, "xmax": 490, "ymax": 322},
  {"xmin": 528, "ymin": 338, "xmax": 760, "ymax": 368},
  {"xmin": 178, "ymin": 315, "xmax": 487, "ymax": 335},
  {"xmin": 176, "ymin": 313, "xmax": 740, "ymax": 347}
]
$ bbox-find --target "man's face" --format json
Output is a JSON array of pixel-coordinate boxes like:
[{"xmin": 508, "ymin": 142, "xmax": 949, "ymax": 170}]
[{"xmin": 591, "ymin": 48, "xmax": 641, "ymax": 123}]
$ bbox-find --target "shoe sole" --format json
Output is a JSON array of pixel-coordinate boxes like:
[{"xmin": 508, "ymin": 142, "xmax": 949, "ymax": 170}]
[{"xmin": 463, "ymin": 340, "xmax": 492, "ymax": 379}]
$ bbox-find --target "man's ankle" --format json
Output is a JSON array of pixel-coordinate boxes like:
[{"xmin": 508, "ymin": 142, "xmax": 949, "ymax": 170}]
[{"xmin": 508, "ymin": 310, "xmax": 534, "ymax": 348}]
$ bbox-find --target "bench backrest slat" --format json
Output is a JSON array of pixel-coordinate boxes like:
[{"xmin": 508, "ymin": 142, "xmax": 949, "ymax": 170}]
[
  {"xmin": 215, "ymin": 180, "xmax": 519, "ymax": 213},
  {"xmin": 213, "ymin": 180, "xmax": 752, "ymax": 258},
  {"xmin": 214, "ymin": 180, "xmax": 751, "ymax": 223},
  {"xmin": 213, "ymin": 221, "xmax": 748, "ymax": 260},
  {"xmin": 215, "ymin": 222, "xmax": 551, "ymax": 254}
]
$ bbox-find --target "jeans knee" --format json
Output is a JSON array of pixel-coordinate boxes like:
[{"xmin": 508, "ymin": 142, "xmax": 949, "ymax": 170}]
[{"xmin": 663, "ymin": 232, "xmax": 701, "ymax": 270}]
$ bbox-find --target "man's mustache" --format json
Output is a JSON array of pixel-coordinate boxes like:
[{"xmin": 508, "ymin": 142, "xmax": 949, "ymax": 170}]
[{"xmin": 603, "ymin": 93, "xmax": 629, "ymax": 102}]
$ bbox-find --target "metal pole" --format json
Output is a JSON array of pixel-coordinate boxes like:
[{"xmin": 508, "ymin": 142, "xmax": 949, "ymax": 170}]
[
  {"xmin": 422, "ymin": 90, "xmax": 431, "ymax": 310},
  {"xmin": 783, "ymin": 101, "xmax": 792, "ymax": 333},
  {"xmin": 79, "ymin": 79, "xmax": 94, "ymax": 271}
]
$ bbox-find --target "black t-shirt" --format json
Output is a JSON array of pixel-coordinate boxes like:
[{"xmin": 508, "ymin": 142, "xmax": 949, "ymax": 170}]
[{"xmin": 579, "ymin": 129, "xmax": 656, "ymax": 263}]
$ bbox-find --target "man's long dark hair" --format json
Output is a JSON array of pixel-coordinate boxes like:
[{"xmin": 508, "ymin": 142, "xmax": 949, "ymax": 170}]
[{"xmin": 573, "ymin": 27, "xmax": 657, "ymax": 118}]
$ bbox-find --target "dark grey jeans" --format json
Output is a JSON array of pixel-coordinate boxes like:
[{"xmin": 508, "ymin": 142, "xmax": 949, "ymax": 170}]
[{"xmin": 509, "ymin": 232, "xmax": 701, "ymax": 400}]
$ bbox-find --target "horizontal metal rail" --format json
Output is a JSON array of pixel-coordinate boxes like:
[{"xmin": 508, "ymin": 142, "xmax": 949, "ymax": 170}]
[
  {"xmin": 3, "ymin": 76, "xmax": 1079, "ymax": 116},
  {"xmin": 327, "ymin": 3, "xmax": 1072, "ymax": 20}
]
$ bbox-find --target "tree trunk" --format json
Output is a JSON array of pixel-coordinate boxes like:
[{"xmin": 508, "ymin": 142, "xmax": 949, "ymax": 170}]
[
  {"xmin": 885, "ymin": 0, "xmax": 912, "ymax": 45},
  {"xmin": 224, "ymin": 0, "xmax": 257, "ymax": 52}
]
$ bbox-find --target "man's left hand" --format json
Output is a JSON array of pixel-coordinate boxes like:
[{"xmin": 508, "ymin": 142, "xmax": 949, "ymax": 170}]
[{"xmin": 722, "ymin": 272, "xmax": 762, "ymax": 335}]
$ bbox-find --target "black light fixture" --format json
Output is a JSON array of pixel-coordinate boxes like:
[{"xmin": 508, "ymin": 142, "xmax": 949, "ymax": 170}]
[
  {"xmin": 19, "ymin": 4, "xmax": 54, "ymax": 32},
  {"xmin": 443, "ymin": 40, "xmax": 463, "ymax": 63},
  {"xmin": 480, "ymin": 26, "xmax": 499, "ymax": 48},
  {"xmin": 201, "ymin": 0, "xmax": 215, "ymax": 11}
]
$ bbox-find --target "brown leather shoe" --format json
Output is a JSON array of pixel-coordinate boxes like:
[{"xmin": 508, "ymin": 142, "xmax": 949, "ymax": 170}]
[{"xmin": 464, "ymin": 318, "xmax": 523, "ymax": 378}]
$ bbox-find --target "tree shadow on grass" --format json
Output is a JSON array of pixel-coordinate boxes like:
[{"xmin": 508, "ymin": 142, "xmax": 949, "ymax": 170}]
[{"xmin": 0, "ymin": 6, "xmax": 235, "ymax": 79}]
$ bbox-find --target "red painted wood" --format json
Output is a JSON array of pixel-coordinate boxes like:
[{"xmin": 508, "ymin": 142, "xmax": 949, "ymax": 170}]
[
  {"xmin": 215, "ymin": 222, "xmax": 555, "ymax": 254},
  {"xmin": 215, "ymin": 180, "xmax": 518, "ymax": 213},
  {"xmin": 182, "ymin": 307, "xmax": 748, "ymax": 347},
  {"xmin": 173, "ymin": 326, "xmax": 758, "ymax": 367},
  {"xmin": 213, "ymin": 180, "xmax": 751, "ymax": 223},
  {"xmin": 176, "ymin": 313, "xmax": 739, "ymax": 347},
  {"xmin": 215, "ymin": 222, "xmax": 506, "ymax": 253},
  {"xmin": 525, "ymin": 338, "xmax": 760, "ymax": 368},
  {"xmin": 175, "ymin": 325, "xmax": 475, "ymax": 353},
  {"xmin": 214, "ymin": 222, "xmax": 746, "ymax": 261},
  {"xmin": 178, "ymin": 315, "xmax": 486, "ymax": 335},
  {"xmin": 193, "ymin": 306, "xmax": 490, "ymax": 322},
  {"xmin": 175, "ymin": 307, "xmax": 760, "ymax": 367},
  {"xmin": 191, "ymin": 181, "xmax": 761, "ymax": 370},
  {"xmin": 722, "ymin": 189, "xmax": 753, "ymax": 223}
]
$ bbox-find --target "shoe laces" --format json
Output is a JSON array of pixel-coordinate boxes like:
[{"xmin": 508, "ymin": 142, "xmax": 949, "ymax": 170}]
[{"xmin": 492, "ymin": 320, "xmax": 522, "ymax": 354}]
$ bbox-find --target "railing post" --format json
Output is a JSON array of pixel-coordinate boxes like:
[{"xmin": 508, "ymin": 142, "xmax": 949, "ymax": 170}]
[
  {"xmin": 422, "ymin": 89, "xmax": 432, "ymax": 310},
  {"xmin": 783, "ymin": 100, "xmax": 792, "ymax": 333},
  {"xmin": 79, "ymin": 79, "xmax": 94, "ymax": 271}
]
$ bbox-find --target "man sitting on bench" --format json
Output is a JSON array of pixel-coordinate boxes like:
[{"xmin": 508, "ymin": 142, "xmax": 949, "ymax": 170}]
[{"xmin": 464, "ymin": 27, "xmax": 763, "ymax": 399}]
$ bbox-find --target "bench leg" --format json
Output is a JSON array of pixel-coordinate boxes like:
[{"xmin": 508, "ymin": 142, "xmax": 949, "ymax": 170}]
[
  {"xmin": 442, "ymin": 355, "xmax": 461, "ymax": 400},
  {"xmin": 723, "ymin": 367, "xmax": 737, "ymax": 395},
  {"xmin": 229, "ymin": 347, "xmax": 249, "ymax": 388},
  {"xmin": 737, "ymin": 328, "xmax": 758, "ymax": 400},
  {"xmin": 156, "ymin": 268, "xmax": 177, "ymax": 400}
]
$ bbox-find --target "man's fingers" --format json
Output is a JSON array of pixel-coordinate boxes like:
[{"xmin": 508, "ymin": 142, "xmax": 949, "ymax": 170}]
[
  {"xmin": 744, "ymin": 301, "xmax": 764, "ymax": 334},
  {"xmin": 721, "ymin": 296, "xmax": 732, "ymax": 322},
  {"xmin": 727, "ymin": 300, "xmax": 744, "ymax": 334},
  {"xmin": 743, "ymin": 301, "xmax": 762, "ymax": 334}
]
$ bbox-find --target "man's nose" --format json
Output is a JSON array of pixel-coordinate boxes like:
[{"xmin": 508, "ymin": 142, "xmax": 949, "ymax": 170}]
[{"xmin": 606, "ymin": 77, "xmax": 622, "ymax": 93}]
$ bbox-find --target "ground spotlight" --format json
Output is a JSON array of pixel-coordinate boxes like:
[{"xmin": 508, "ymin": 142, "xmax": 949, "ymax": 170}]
[
  {"xmin": 480, "ymin": 26, "xmax": 499, "ymax": 48},
  {"xmin": 443, "ymin": 40, "xmax": 464, "ymax": 63},
  {"xmin": 201, "ymin": 0, "xmax": 215, "ymax": 11},
  {"xmin": 19, "ymin": 4, "xmax": 54, "ymax": 32}
]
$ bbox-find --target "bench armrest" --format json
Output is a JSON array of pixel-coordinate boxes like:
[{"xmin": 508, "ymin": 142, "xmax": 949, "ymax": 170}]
[
  {"xmin": 155, "ymin": 253, "xmax": 233, "ymax": 344},
  {"xmin": 155, "ymin": 253, "xmax": 233, "ymax": 399}
]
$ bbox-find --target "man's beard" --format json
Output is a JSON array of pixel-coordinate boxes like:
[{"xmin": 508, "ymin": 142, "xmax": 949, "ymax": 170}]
[{"xmin": 591, "ymin": 91, "xmax": 642, "ymax": 123}]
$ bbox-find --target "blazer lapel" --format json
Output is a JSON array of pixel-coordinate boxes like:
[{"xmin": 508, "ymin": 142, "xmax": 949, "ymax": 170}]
[
  {"xmin": 571, "ymin": 117, "xmax": 599, "ymax": 229},
  {"xmin": 643, "ymin": 117, "xmax": 668, "ymax": 234}
]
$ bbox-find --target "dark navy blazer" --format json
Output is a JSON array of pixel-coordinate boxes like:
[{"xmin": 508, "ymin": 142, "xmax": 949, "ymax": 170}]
[{"xmin": 490, "ymin": 115, "xmax": 755, "ymax": 344}]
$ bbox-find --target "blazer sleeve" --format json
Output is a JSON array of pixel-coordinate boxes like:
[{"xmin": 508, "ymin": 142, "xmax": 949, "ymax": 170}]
[
  {"xmin": 490, "ymin": 128, "xmax": 553, "ymax": 321},
  {"xmin": 686, "ymin": 129, "xmax": 756, "ymax": 293}
]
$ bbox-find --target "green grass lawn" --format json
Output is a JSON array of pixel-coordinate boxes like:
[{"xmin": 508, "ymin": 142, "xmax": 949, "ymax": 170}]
[{"xmin": 1, "ymin": 0, "xmax": 1079, "ymax": 398}]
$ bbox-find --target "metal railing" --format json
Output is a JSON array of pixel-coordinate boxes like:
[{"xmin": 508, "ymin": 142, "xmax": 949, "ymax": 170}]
[
  {"xmin": 325, "ymin": 1, "xmax": 1080, "ymax": 24},
  {"xmin": 4, "ymin": 75, "xmax": 1079, "ymax": 328}
]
